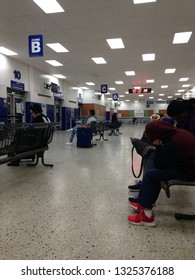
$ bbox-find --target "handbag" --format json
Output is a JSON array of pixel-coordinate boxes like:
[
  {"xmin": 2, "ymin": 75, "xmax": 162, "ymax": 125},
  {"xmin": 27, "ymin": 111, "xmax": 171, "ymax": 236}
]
[{"xmin": 130, "ymin": 137, "xmax": 156, "ymax": 158}]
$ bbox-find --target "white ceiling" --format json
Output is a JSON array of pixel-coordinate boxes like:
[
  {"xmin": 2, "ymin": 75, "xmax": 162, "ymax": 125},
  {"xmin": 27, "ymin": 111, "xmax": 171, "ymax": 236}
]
[{"xmin": 1, "ymin": 0, "xmax": 195, "ymax": 102}]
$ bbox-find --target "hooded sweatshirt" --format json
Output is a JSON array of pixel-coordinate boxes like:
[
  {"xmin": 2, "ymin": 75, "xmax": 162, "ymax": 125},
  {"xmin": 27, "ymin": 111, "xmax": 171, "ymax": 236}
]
[{"xmin": 145, "ymin": 120, "xmax": 195, "ymax": 180}]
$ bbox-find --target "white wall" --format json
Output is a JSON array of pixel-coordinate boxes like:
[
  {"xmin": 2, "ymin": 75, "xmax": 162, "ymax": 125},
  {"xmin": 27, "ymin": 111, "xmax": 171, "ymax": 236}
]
[{"xmin": 0, "ymin": 54, "xmax": 30, "ymax": 91}]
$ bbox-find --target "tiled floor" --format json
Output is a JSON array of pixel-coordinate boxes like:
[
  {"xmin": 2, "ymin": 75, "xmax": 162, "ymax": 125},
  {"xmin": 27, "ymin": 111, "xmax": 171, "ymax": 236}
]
[{"xmin": 0, "ymin": 124, "xmax": 194, "ymax": 260}]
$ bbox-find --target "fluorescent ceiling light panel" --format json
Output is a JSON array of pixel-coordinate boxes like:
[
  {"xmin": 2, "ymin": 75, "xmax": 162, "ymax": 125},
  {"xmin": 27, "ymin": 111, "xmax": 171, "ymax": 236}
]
[
  {"xmin": 167, "ymin": 96, "xmax": 173, "ymax": 98},
  {"xmin": 109, "ymin": 88, "xmax": 116, "ymax": 90},
  {"xmin": 138, "ymin": 94, "xmax": 144, "ymax": 97},
  {"xmin": 149, "ymin": 96, "xmax": 154, "ymax": 99},
  {"xmin": 178, "ymin": 89, "xmax": 185, "ymax": 92},
  {"xmin": 91, "ymin": 57, "xmax": 107, "ymax": 64},
  {"xmin": 173, "ymin": 32, "xmax": 192, "ymax": 44},
  {"xmin": 175, "ymin": 93, "xmax": 181, "ymax": 95},
  {"xmin": 125, "ymin": 71, "xmax": 135, "ymax": 76},
  {"xmin": 115, "ymin": 81, "xmax": 124, "ymax": 84},
  {"xmin": 86, "ymin": 82, "xmax": 95, "ymax": 86},
  {"xmin": 133, "ymin": 0, "xmax": 156, "ymax": 4},
  {"xmin": 0, "ymin": 47, "xmax": 18, "ymax": 56},
  {"xmin": 146, "ymin": 79, "xmax": 154, "ymax": 83},
  {"xmin": 45, "ymin": 60, "xmax": 63, "ymax": 66},
  {"xmin": 161, "ymin": 85, "xmax": 168, "ymax": 88},
  {"xmin": 119, "ymin": 95, "xmax": 125, "ymax": 97},
  {"xmin": 46, "ymin": 43, "xmax": 69, "ymax": 53},
  {"xmin": 53, "ymin": 74, "xmax": 66, "ymax": 78},
  {"xmin": 179, "ymin": 77, "xmax": 189, "ymax": 81},
  {"xmin": 182, "ymin": 84, "xmax": 190, "ymax": 87},
  {"xmin": 165, "ymin": 68, "xmax": 176, "ymax": 73},
  {"xmin": 81, "ymin": 87, "xmax": 88, "ymax": 90},
  {"xmin": 159, "ymin": 94, "xmax": 165, "ymax": 96},
  {"xmin": 142, "ymin": 53, "xmax": 155, "ymax": 61},
  {"xmin": 33, "ymin": 0, "xmax": 64, "ymax": 14},
  {"xmin": 106, "ymin": 38, "xmax": 124, "ymax": 49}
]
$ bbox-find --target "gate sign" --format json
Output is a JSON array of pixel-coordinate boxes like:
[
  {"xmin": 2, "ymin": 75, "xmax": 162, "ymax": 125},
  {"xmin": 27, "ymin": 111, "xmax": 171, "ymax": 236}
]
[
  {"xmin": 112, "ymin": 93, "xmax": 119, "ymax": 101},
  {"xmin": 28, "ymin": 34, "xmax": 44, "ymax": 57},
  {"xmin": 101, "ymin": 84, "xmax": 108, "ymax": 94}
]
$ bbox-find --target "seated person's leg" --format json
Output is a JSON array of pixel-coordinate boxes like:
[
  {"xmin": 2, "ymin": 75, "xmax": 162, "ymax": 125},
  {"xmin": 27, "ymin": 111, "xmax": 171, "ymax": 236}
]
[
  {"xmin": 128, "ymin": 168, "xmax": 185, "ymax": 226},
  {"xmin": 66, "ymin": 125, "xmax": 80, "ymax": 144}
]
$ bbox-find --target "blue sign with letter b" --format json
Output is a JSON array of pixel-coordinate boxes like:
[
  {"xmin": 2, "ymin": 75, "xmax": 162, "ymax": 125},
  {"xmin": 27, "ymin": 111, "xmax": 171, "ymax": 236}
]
[{"xmin": 28, "ymin": 34, "xmax": 44, "ymax": 57}]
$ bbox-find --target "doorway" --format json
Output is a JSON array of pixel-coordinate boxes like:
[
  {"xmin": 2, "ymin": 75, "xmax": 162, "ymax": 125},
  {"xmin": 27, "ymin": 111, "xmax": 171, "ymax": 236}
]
[{"xmin": 7, "ymin": 89, "xmax": 25, "ymax": 123}]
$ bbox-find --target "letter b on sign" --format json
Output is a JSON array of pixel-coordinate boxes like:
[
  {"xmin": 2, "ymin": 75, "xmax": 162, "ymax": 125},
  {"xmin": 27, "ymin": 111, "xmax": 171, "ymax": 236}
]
[{"xmin": 28, "ymin": 34, "xmax": 43, "ymax": 57}]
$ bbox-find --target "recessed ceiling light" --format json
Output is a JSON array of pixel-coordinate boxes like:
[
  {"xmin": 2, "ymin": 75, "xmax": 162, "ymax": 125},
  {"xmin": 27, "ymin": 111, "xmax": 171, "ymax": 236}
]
[
  {"xmin": 46, "ymin": 43, "xmax": 69, "ymax": 52},
  {"xmin": 125, "ymin": 100, "xmax": 130, "ymax": 102},
  {"xmin": 158, "ymin": 99, "xmax": 163, "ymax": 101},
  {"xmin": 109, "ymin": 88, "xmax": 116, "ymax": 90},
  {"xmin": 115, "ymin": 81, "xmax": 124, "ymax": 84},
  {"xmin": 91, "ymin": 57, "xmax": 107, "ymax": 64},
  {"xmin": 182, "ymin": 84, "xmax": 190, "ymax": 87},
  {"xmin": 173, "ymin": 32, "xmax": 192, "ymax": 44},
  {"xmin": 134, "ymin": 100, "xmax": 139, "ymax": 103},
  {"xmin": 178, "ymin": 89, "xmax": 185, "ymax": 92},
  {"xmin": 33, "ymin": 0, "xmax": 64, "ymax": 14},
  {"xmin": 45, "ymin": 60, "xmax": 63, "ymax": 66},
  {"xmin": 125, "ymin": 71, "xmax": 135, "ymax": 76},
  {"xmin": 53, "ymin": 74, "xmax": 66, "ymax": 79},
  {"xmin": 142, "ymin": 53, "xmax": 155, "ymax": 61},
  {"xmin": 139, "ymin": 94, "xmax": 144, "ymax": 97},
  {"xmin": 81, "ymin": 87, "xmax": 89, "ymax": 90},
  {"xmin": 146, "ymin": 79, "xmax": 154, "ymax": 83},
  {"xmin": 165, "ymin": 68, "xmax": 176, "ymax": 73},
  {"xmin": 0, "ymin": 47, "xmax": 18, "ymax": 56},
  {"xmin": 149, "ymin": 96, "xmax": 154, "ymax": 99},
  {"xmin": 86, "ymin": 82, "xmax": 95, "ymax": 86},
  {"xmin": 167, "ymin": 96, "xmax": 173, "ymax": 98},
  {"xmin": 106, "ymin": 38, "xmax": 125, "ymax": 49},
  {"xmin": 161, "ymin": 85, "xmax": 168, "ymax": 88},
  {"xmin": 133, "ymin": 0, "xmax": 156, "ymax": 4},
  {"xmin": 159, "ymin": 94, "xmax": 164, "ymax": 96},
  {"xmin": 179, "ymin": 77, "xmax": 189, "ymax": 82},
  {"xmin": 107, "ymin": 98, "xmax": 112, "ymax": 100},
  {"xmin": 119, "ymin": 95, "xmax": 125, "ymax": 97},
  {"xmin": 175, "ymin": 93, "xmax": 181, "ymax": 95}
]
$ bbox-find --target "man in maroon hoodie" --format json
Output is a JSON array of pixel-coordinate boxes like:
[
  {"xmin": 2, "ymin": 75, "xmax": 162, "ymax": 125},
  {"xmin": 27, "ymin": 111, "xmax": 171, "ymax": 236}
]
[{"xmin": 128, "ymin": 120, "xmax": 195, "ymax": 227}]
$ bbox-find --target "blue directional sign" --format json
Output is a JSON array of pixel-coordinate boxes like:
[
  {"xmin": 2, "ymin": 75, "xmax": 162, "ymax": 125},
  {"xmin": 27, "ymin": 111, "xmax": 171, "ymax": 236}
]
[
  {"xmin": 101, "ymin": 84, "xmax": 108, "ymax": 94},
  {"xmin": 112, "ymin": 93, "xmax": 119, "ymax": 101},
  {"xmin": 28, "ymin": 34, "xmax": 44, "ymax": 57}
]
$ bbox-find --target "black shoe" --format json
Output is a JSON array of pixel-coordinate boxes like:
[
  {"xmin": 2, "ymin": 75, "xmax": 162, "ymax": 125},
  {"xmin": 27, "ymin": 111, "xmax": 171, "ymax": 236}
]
[
  {"xmin": 128, "ymin": 196, "xmax": 138, "ymax": 203},
  {"xmin": 7, "ymin": 161, "xmax": 20, "ymax": 166},
  {"xmin": 128, "ymin": 182, "xmax": 141, "ymax": 192}
]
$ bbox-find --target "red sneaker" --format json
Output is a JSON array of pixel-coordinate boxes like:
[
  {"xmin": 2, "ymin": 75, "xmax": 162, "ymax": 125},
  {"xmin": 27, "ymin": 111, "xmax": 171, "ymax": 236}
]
[
  {"xmin": 128, "ymin": 211, "xmax": 156, "ymax": 227},
  {"xmin": 129, "ymin": 202, "xmax": 144, "ymax": 212}
]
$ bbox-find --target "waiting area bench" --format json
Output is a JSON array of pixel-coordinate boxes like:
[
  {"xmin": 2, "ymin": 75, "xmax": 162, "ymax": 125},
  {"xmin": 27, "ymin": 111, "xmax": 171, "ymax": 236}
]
[
  {"xmin": 0, "ymin": 123, "xmax": 54, "ymax": 167},
  {"xmin": 165, "ymin": 180, "xmax": 195, "ymax": 220}
]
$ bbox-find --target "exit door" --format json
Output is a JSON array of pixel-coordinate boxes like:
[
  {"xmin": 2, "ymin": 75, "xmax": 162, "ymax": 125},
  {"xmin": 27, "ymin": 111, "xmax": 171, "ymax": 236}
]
[{"xmin": 7, "ymin": 93, "xmax": 25, "ymax": 123}]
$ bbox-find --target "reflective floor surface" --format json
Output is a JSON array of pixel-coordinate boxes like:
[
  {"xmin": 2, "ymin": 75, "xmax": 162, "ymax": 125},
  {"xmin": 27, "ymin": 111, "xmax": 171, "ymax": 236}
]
[{"xmin": 0, "ymin": 124, "xmax": 194, "ymax": 260}]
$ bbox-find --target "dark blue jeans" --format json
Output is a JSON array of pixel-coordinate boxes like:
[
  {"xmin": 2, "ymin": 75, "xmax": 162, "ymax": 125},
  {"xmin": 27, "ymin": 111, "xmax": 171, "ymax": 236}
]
[{"xmin": 138, "ymin": 168, "xmax": 185, "ymax": 209}]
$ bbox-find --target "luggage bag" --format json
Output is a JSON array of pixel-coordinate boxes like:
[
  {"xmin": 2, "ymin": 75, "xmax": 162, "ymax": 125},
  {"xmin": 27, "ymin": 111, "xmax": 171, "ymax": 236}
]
[{"xmin": 77, "ymin": 127, "xmax": 92, "ymax": 148}]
